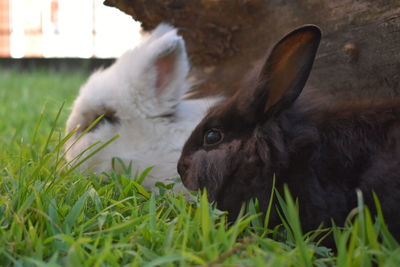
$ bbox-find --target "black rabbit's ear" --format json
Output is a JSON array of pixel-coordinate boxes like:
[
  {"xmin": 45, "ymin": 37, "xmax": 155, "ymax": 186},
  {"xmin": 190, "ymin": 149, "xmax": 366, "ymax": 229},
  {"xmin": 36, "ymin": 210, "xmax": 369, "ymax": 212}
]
[{"xmin": 255, "ymin": 25, "xmax": 321, "ymax": 118}]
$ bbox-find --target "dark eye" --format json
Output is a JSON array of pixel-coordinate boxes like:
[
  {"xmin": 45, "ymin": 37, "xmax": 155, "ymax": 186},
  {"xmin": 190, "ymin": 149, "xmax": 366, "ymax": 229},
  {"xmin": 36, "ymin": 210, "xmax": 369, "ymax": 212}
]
[
  {"xmin": 88, "ymin": 110, "xmax": 119, "ymax": 132},
  {"xmin": 204, "ymin": 128, "xmax": 223, "ymax": 145}
]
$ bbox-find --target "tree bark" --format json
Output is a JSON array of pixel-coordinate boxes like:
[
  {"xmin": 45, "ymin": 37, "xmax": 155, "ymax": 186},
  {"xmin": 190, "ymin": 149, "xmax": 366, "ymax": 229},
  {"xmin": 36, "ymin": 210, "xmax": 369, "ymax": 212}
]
[{"xmin": 104, "ymin": 0, "xmax": 400, "ymax": 99}]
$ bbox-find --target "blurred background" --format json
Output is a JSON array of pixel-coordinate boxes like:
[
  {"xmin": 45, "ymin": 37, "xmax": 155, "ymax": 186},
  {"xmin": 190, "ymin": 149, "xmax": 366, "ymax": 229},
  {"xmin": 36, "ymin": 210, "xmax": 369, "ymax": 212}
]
[
  {"xmin": 0, "ymin": 0, "xmax": 144, "ymax": 140},
  {"xmin": 0, "ymin": 0, "xmax": 141, "ymax": 59}
]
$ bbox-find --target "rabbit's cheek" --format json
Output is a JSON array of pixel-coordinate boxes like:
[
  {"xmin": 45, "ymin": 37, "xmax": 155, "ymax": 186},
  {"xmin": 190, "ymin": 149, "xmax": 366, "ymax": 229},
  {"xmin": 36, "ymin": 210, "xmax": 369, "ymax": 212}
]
[
  {"xmin": 179, "ymin": 140, "xmax": 240, "ymax": 195},
  {"xmin": 194, "ymin": 141, "xmax": 242, "ymax": 200},
  {"xmin": 178, "ymin": 150, "xmax": 206, "ymax": 191}
]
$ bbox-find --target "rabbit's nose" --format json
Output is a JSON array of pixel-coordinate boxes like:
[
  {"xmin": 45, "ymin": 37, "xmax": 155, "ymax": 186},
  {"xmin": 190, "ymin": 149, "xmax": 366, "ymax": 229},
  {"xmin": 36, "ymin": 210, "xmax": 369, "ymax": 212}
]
[
  {"xmin": 177, "ymin": 160, "xmax": 187, "ymax": 177},
  {"xmin": 178, "ymin": 159, "xmax": 199, "ymax": 191}
]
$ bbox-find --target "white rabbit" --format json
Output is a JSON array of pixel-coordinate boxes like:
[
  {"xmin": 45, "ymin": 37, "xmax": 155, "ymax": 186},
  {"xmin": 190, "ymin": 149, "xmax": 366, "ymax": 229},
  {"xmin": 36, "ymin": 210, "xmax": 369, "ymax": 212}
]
[{"xmin": 65, "ymin": 24, "xmax": 220, "ymax": 190}]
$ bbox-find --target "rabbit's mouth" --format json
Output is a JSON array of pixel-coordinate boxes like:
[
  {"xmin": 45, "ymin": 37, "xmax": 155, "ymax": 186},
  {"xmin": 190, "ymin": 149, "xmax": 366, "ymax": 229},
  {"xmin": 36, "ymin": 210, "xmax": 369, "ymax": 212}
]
[
  {"xmin": 180, "ymin": 172, "xmax": 199, "ymax": 192},
  {"xmin": 178, "ymin": 151, "xmax": 232, "ymax": 205},
  {"xmin": 177, "ymin": 150, "xmax": 220, "ymax": 193},
  {"xmin": 177, "ymin": 157, "xmax": 199, "ymax": 191}
]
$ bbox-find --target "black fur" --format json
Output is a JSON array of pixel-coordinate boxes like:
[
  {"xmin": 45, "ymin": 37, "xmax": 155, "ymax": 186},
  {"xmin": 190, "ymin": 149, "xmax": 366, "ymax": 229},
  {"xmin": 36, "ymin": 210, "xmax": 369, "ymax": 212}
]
[{"xmin": 178, "ymin": 25, "xmax": 400, "ymax": 240}]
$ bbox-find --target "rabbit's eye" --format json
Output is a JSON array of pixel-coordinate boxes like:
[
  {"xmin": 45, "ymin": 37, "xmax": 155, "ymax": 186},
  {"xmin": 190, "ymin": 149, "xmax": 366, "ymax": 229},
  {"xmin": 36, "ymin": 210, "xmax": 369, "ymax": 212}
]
[
  {"xmin": 87, "ymin": 109, "xmax": 119, "ymax": 132},
  {"xmin": 204, "ymin": 129, "xmax": 223, "ymax": 146}
]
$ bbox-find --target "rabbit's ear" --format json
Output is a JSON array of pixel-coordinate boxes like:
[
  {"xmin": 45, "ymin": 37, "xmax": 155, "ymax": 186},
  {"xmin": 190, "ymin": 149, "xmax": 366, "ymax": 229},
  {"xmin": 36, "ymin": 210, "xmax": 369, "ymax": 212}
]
[
  {"xmin": 143, "ymin": 30, "xmax": 190, "ymax": 115},
  {"xmin": 153, "ymin": 34, "xmax": 187, "ymax": 97},
  {"xmin": 145, "ymin": 23, "xmax": 176, "ymax": 43},
  {"xmin": 254, "ymin": 25, "xmax": 321, "ymax": 118}
]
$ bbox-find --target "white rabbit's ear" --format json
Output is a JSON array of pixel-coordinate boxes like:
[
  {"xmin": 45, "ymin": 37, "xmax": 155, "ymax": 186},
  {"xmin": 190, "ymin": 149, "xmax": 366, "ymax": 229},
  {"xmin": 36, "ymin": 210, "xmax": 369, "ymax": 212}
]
[
  {"xmin": 144, "ymin": 23, "xmax": 176, "ymax": 42},
  {"xmin": 154, "ymin": 34, "xmax": 188, "ymax": 95},
  {"xmin": 142, "ymin": 30, "xmax": 190, "ymax": 116}
]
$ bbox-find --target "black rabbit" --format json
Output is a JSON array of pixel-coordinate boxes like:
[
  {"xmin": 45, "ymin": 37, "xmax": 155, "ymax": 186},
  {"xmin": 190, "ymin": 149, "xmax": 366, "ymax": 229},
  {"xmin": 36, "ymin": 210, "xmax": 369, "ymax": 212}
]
[{"xmin": 177, "ymin": 25, "xmax": 400, "ymax": 239}]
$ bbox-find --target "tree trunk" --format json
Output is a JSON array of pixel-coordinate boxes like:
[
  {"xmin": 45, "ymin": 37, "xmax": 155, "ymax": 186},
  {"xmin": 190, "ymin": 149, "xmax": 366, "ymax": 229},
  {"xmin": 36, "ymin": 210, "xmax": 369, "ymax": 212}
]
[{"xmin": 104, "ymin": 0, "xmax": 400, "ymax": 99}]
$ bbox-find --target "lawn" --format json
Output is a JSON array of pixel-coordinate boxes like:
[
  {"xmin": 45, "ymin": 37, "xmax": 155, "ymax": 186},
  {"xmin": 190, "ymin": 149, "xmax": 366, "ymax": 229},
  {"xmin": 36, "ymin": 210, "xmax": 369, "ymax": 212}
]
[{"xmin": 0, "ymin": 68, "xmax": 399, "ymax": 266}]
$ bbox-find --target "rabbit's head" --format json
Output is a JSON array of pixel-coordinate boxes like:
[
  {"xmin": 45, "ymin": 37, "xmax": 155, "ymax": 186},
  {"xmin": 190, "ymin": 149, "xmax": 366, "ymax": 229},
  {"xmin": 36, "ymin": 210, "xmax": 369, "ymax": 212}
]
[
  {"xmin": 65, "ymin": 24, "xmax": 214, "ymax": 188},
  {"xmin": 178, "ymin": 25, "xmax": 321, "ymax": 218}
]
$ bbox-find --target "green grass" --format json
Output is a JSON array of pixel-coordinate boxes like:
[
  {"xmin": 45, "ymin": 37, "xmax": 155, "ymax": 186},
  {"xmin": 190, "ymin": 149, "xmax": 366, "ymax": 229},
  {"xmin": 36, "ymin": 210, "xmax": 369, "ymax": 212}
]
[{"xmin": 1, "ymin": 68, "xmax": 400, "ymax": 266}]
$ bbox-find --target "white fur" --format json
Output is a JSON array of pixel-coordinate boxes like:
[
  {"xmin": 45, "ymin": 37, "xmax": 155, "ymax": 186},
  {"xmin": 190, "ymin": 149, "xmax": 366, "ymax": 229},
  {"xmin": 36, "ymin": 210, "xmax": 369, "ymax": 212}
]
[{"xmin": 65, "ymin": 24, "xmax": 220, "ymax": 190}]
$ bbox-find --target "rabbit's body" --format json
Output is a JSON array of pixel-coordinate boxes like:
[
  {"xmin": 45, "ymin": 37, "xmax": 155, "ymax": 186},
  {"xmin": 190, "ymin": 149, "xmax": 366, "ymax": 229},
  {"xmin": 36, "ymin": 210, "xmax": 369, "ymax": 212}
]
[
  {"xmin": 265, "ymin": 98, "xmax": 400, "ymax": 233},
  {"xmin": 65, "ymin": 24, "xmax": 219, "ymax": 190},
  {"xmin": 178, "ymin": 25, "xmax": 400, "ymax": 238}
]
